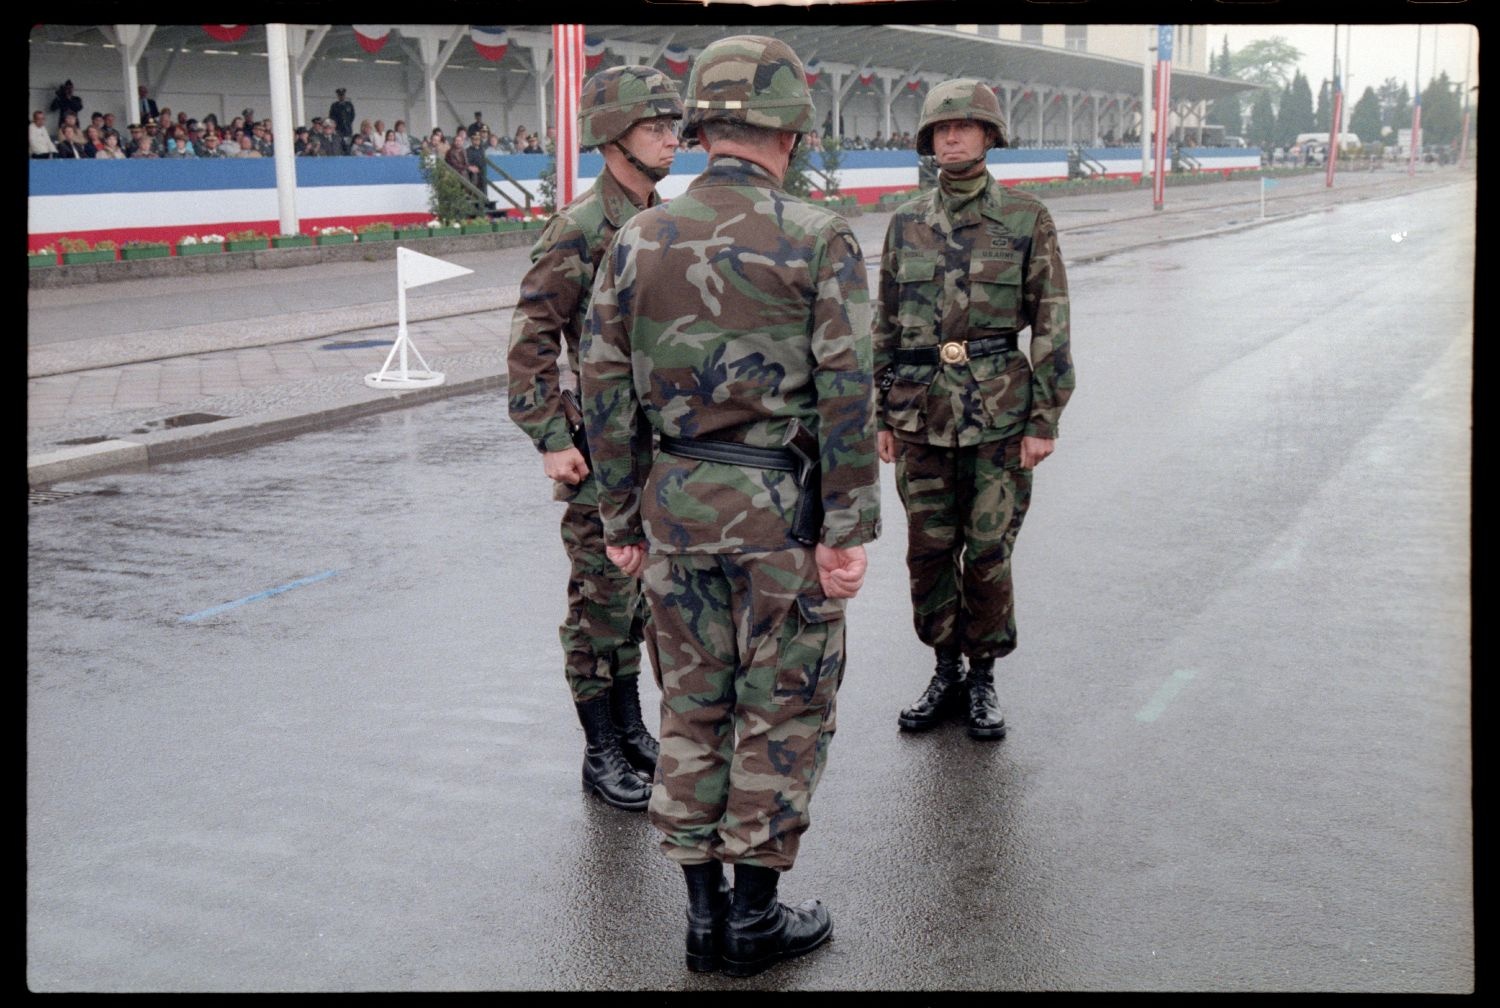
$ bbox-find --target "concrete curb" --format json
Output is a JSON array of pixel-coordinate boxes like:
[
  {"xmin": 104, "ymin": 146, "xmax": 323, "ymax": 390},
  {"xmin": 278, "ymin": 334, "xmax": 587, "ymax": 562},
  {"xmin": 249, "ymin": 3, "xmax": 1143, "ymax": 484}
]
[
  {"xmin": 28, "ymin": 290, "xmax": 516, "ymax": 378},
  {"xmin": 28, "ymin": 372, "xmax": 505, "ymax": 487}
]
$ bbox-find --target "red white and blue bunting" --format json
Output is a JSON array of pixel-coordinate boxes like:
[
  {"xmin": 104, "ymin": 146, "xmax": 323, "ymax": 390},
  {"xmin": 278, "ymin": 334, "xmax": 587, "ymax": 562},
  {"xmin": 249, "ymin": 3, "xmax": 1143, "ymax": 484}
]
[
  {"xmin": 203, "ymin": 25, "xmax": 248, "ymax": 43},
  {"xmin": 352, "ymin": 26, "xmax": 391, "ymax": 54},
  {"xmin": 663, "ymin": 45, "xmax": 690, "ymax": 76},
  {"xmin": 472, "ymin": 26, "xmax": 509, "ymax": 62},
  {"xmin": 804, "ymin": 59, "xmax": 822, "ymax": 86},
  {"xmin": 584, "ymin": 35, "xmax": 607, "ymax": 72}
]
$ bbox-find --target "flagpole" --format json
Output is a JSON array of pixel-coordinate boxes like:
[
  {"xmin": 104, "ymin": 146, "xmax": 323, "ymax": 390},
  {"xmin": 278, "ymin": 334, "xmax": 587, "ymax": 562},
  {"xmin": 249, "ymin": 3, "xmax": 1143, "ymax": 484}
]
[
  {"xmin": 1325, "ymin": 26, "xmax": 1343, "ymax": 188},
  {"xmin": 1152, "ymin": 24, "xmax": 1172, "ymax": 211},
  {"xmin": 1408, "ymin": 26, "xmax": 1422, "ymax": 177},
  {"xmin": 1458, "ymin": 27, "xmax": 1473, "ymax": 169}
]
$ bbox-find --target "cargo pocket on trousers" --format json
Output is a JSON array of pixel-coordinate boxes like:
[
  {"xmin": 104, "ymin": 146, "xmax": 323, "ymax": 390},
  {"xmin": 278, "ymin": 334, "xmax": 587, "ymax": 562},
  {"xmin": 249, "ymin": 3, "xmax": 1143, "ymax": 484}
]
[{"xmin": 772, "ymin": 593, "xmax": 847, "ymax": 706}]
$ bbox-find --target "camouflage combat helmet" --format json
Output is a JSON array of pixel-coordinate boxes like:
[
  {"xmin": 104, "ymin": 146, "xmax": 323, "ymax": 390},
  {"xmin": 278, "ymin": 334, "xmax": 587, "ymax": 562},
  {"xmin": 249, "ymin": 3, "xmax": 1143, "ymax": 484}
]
[
  {"xmin": 680, "ymin": 35, "xmax": 815, "ymax": 141},
  {"xmin": 578, "ymin": 65, "xmax": 684, "ymax": 148},
  {"xmin": 916, "ymin": 79, "xmax": 1009, "ymax": 154}
]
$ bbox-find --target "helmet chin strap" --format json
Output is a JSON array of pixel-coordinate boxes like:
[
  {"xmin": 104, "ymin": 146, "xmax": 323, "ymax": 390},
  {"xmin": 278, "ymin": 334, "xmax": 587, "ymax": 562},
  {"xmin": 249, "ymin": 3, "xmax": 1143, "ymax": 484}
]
[
  {"xmin": 938, "ymin": 153, "xmax": 988, "ymax": 177},
  {"xmin": 613, "ymin": 138, "xmax": 669, "ymax": 182}
]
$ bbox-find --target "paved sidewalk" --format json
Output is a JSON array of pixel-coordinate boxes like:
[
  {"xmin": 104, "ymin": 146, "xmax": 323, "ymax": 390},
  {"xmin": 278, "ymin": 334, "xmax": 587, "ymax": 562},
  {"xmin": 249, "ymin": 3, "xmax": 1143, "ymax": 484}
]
[{"xmin": 27, "ymin": 165, "xmax": 1471, "ymax": 487}]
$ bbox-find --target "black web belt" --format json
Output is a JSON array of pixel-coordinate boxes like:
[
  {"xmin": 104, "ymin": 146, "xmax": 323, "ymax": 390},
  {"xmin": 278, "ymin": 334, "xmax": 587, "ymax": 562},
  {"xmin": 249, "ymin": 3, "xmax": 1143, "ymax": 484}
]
[
  {"xmin": 893, "ymin": 333, "xmax": 1018, "ymax": 367},
  {"xmin": 658, "ymin": 433, "xmax": 798, "ymax": 471}
]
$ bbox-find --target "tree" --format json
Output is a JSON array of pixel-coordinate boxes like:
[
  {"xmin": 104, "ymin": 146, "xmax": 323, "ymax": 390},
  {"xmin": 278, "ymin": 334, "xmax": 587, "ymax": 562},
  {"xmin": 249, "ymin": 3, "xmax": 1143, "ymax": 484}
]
[
  {"xmin": 1347, "ymin": 86, "xmax": 1383, "ymax": 144},
  {"xmin": 1275, "ymin": 71, "xmax": 1315, "ymax": 147},
  {"xmin": 1378, "ymin": 78, "xmax": 1411, "ymax": 132},
  {"xmin": 1229, "ymin": 37, "xmax": 1304, "ymax": 92},
  {"xmin": 1418, "ymin": 72, "xmax": 1463, "ymax": 146},
  {"xmin": 1247, "ymin": 89, "xmax": 1276, "ymax": 149},
  {"xmin": 1315, "ymin": 78, "xmax": 1332, "ymax": 133},
  {"xmin": 1205, "ymin": 34, "xmax": 1243, "ymax": 137}
]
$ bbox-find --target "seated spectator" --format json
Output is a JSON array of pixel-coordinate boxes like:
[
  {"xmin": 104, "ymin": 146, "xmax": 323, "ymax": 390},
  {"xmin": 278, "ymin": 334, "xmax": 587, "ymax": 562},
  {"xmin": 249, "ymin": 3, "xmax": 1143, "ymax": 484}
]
[
  {"xmin": 251, "ymin": 122, "xmax": 272, "ymax": 156},
  {"xmin": 202, "ymin": 112, "xmax": 220, "ymax": 134},
  {"xmin": 166, "ymin": 126, "xmax": 195, "ymax": 157},
  {"xmin": 381, "ymin": 129, "xmax": 405, "ymax": 157},
  {"xmin": 470, "ymin": 111, "xmax": 486, "ymax": 135},
  {"xmin": 156, "ymin": 106, "xmax": 173, "ymax": 133},
  {"xmin": 128, "ymin": 130, "xmax": 158, "ymax": 158},
  {"xmin": 54, "ymin": 125, "xmax": 87, "ymax": 158},
  {"xmin": 81, "ymin": 125, "xmax": 104, "ymax": 157},
  {"xmin": 100, "ymin": 112, "xmax": 122, "ymax": 146},
  {"xmin": 521, "ymin": 132, "xmax": 543, "ymax": 154},
  {"xmin": 57, "ymin": 111, "xmax": 81, "ymax": 140},
  {"xmin": 446, "ymin": 128, "xmax": 478, "ymax": 183},
  {"xmin": 231, "ymin": 134, "xmax": 262, "ymax": 158},
  {"xmin": 199, "ymin": 132, "xmax": 230, "ymax": 158},
  {"xmin": 391, "ymin": 120, "xmax": 414, "ymax": 155},
  {"xmin": 422, "ymin": 127, "xmax": 449, "ymax": 160},
  {"xmin": 485, "ymin": 131, "xmax": 504, "ymax": 155},
  {"xmin": 95, "ymin": 132, "xmax": 127, "ymax": 159},
  {"xmin": 124, "ymin": 123, "xmax": 146, "ymax": 155},
  {"xmin": 351, "ymin": 119, "xmax": 380, "ymax": 156},
  {"xmin": 495, "ymin": 131, "xmax": 516, "ymax": 154},
  {"xmin": 294, "ymin": 126, "xmax": 311, "ymax": 155},
  {"xmin": 30, "ymin": 110, "xmax": 58, "ymax": 158},
  {"xmin": 315, "ymin": 119, "xmax": 343, "ymax": 156},
  {"xmin": 513, "ymin": 124, "xmax": 528, "ymax": 151},
  {"xmin": 373, "ymin": 119, "xmax": 386, "ymax": 142}
]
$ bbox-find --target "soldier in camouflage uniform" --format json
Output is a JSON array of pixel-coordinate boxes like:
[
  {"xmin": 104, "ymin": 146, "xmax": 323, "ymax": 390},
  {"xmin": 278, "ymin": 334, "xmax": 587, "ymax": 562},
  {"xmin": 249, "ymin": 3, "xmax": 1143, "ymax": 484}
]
[
  {"xmin": 506, "ymin": 66, "xmax": 683, "ymax": 812},
  {"xmin": 874, "ymin": 79, "xmax": 1074, "ymax": 740},
  {"xmin": 580, "ymin": 36, "xmax": 879, "ymax": 977}
]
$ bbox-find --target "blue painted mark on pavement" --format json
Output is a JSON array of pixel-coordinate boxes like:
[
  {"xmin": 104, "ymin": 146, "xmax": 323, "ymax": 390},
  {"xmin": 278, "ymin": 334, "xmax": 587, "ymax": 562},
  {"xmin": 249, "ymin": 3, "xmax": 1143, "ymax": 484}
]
[
  {"xmin": 1135, "ymin": 668, "xmax": 1198, "ymax": 723},
  {"xmin": 181, "ymin": 570, "xmax": 339, "ymax": 622}
]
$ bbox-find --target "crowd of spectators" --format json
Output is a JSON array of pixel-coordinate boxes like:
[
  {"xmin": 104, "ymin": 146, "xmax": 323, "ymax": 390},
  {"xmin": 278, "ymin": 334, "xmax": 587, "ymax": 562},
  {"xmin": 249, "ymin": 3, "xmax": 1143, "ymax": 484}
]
[{"xmin": 30, "ymin": 82, "xmax": 566, "ymax": 165}]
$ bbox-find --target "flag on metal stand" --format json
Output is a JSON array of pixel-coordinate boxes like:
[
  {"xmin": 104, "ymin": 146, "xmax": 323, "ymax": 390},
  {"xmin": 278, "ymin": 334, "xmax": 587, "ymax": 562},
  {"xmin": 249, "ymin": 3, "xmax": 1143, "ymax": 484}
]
[
  {"xmin": 1152, "ymin": 25, "xmax": 1172, "ymax": 211},
  {"xmin": 553, "ymin": 24, "xmax": 584, "ymax": 209}
]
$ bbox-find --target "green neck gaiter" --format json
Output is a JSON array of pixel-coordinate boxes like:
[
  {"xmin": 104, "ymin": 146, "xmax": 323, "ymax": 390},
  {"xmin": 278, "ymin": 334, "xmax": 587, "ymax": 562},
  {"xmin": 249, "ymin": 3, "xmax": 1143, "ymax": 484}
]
[{"xmin": 939, "ymin": 168, "xmax": 988, "ymax": 215}]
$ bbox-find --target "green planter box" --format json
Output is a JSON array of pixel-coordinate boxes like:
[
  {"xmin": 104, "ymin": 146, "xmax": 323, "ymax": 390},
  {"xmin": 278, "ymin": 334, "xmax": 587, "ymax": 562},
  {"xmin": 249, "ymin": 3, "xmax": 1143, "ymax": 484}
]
[
  {"xmin": 316, "ymin": 233, "xmax": 355, "ymax": 246},
  {"xmin": 461, "ymin": 222, "xmax": 493, "ymax": 234},
  {"xmin": 273, "ymin": 235, "xmax": 314, "ymax": 248},
  {"xmin": 28, "ymin": 253, "xmax": 57, "ymax": 269},
  {"xmin": 226, "ymin": 239, "xmax": 268, "ymax": 252},
  {"xmin": 429, "ymin": 226, "xmax": 462, "ymax": 238},
  {"xmin": 121, "ymin": 245, "xmax": 171, "ymax": 260},
  {"xmin": 177, "ymin": 242, "xmax": 224, "ymax": 256},
  {"xmin": 494, "ymin": 219, "xmax": 522, "ymax": 233},
  {"xmin": 395, "ymin": 227, "xmax": 431, "ymax": 239},
  {"xmin": 62, "ymin": 249, "xmax": 117, "ymax": 265},
  {"xmin": 358, "ymin": 231, "xmax": 395, "ymax": 243},
  {"xmin": 520, "ymin": 217, "xmax": 544, "ymax": 230}
]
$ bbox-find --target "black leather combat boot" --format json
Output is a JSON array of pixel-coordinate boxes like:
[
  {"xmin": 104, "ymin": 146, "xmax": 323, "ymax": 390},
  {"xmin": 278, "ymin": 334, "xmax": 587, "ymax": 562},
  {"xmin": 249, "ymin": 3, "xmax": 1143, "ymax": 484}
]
[
  {"xmin": 575, "ymin": 695, "xmax": 651, "ymax": 810},
  {"xmin": 683, "ymin": 861, "xmax": 731, "ymax": 973},
  {"xmin": 965, "ymin": 657, "xmax": 1007, "ymax": 740},
  {"xmin": 608, "ymin": 671, "xmax": 659, "ymax": 776},
  {"xmin": 721, "ymin": 864, "xmax": 832, "ymax": 978},
  {"xmin": 897, "ymin": 648, "xmax": 966, "ymax": 731}
]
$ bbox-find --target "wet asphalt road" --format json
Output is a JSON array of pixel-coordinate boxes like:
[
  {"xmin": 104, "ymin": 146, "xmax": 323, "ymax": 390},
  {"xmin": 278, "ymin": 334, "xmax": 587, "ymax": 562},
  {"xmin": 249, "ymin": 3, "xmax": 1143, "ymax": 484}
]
[{"xmin": 27, "ymin": 183, "xmax": 1473, "ymax": 991}]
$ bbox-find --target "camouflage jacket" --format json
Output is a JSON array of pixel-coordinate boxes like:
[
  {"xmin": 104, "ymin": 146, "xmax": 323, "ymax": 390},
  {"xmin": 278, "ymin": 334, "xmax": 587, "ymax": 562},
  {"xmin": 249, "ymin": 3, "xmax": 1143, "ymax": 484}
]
[
  {"xmin": 874, "ymin": 176, "xmax": 1074, "ymax": 446},
  {"xmin": 581, "ymin": 156, "xmax": 881, "ymax": 555},
  {"xmin": 506, "ymin": 168, "xmax": 656, "ymax": 504}
]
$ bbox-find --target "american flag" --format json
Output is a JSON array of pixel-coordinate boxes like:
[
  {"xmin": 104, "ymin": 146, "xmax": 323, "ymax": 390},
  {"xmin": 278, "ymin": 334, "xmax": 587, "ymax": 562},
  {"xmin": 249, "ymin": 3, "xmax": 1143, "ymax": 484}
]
[
  {"xmin": 1152, "ymin": 25, "xmax": 1173, "ymax": 210},
  {"xmin": 554, "ymin": 25, "xmax": 585, "ymax": 208}
]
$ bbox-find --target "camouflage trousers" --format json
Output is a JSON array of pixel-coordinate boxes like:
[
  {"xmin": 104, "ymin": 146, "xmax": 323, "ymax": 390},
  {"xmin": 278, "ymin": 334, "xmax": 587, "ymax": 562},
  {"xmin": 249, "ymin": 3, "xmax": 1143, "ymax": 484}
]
[
  {"xmin": 640, "ymin": 548, "xmax": 846, "ymax": 871},
  {"xmin": 558, "ymin": 503, "xmax": 646, "ymax": 703},
  {"xmin": 893, "ymin": 435, "xmax": 1033, "ymax": 660}
]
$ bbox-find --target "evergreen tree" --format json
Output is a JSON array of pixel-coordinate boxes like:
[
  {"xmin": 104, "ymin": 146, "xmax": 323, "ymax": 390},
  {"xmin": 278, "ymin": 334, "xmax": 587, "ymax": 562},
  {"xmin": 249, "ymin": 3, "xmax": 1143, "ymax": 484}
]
[
  {"xmin": 1248, "ymin": 89, "xmax": 1276, "ymax": 149},
  {"xmin": 1275, "ymin": 71, "xmax": 1315, "ymax": 147},
  {"xmin": 1315, "ymin": 79, "xmax": 1332, "ymax": 133},
  {"xmin": 1205, "ymin": 36, "xmax": 1243, "ymax": 137},
  {"xmin": 1347, "ymin": 86, "xmax": 1383, "ymax": 145},
  {"xmin": 1418, "ymin": 73, "xmax": 1463, "ymax": 146}
]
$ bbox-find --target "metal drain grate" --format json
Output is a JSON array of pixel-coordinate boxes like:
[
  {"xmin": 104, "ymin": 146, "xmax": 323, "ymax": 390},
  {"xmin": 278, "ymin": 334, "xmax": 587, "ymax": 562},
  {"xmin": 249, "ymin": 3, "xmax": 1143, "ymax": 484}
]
[
  {"xmin": 29, "ymin": 488, "xmax": 90, "ymax": 506},
  {"xmin": 321, "ymin": 339, "xmax": 394, "ymax": 350},
  {"xmin": 129, "ymin": 412, "xmax": 230, "ymax": 435}
]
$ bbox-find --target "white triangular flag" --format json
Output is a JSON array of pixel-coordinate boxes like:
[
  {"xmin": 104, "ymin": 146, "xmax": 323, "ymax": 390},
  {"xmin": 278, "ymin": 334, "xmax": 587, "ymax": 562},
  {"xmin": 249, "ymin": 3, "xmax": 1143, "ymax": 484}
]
[{"xmin": 398, "ymin": 246, "xmax": 474, "ymax": 290}]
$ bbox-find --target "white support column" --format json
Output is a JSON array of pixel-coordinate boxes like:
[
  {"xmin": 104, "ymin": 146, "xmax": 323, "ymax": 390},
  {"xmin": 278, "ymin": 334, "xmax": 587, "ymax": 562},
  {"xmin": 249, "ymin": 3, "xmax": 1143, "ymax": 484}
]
[
  {"xmin": 400, "ymin": 24, "xmax": 466, "ymax": 134},
  {"xmin": 290, "ymin": 25, "xmax": 331, "ymax": 128},
  {"xmin": 829, "ymin": 69, "xmax": 843, "ymax": 141},
  {"xmin": 528, "ymin": 42, "xmax": 552, "ymax": 135},
  {"xmin": 113, "ymin": 24, "xmax": 155, "ymax": 125},
  {"xmin": 266, "ymin": 24, "xmax": 300, "ymax": 236}
]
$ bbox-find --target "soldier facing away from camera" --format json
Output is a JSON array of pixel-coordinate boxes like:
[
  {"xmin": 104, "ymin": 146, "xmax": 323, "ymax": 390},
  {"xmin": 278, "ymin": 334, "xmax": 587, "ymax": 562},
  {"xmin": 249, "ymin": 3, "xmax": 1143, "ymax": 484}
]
[{"xmin": 581, "ymin": 35, "xmax": 879, "ymax": 978}]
